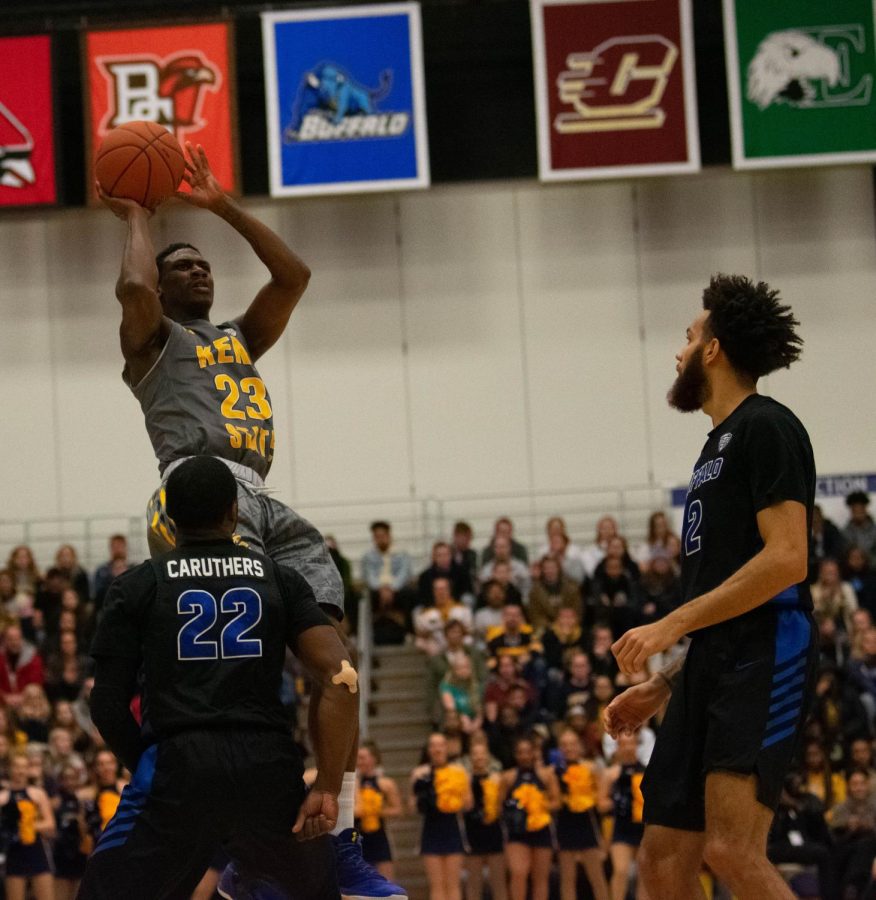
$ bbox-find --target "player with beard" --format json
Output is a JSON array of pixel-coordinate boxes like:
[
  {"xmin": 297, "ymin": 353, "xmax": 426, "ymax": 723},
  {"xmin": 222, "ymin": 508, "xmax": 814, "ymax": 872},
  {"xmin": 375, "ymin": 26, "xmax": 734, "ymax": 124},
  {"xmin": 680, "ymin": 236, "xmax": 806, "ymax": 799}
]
[{"xmin": 604, "ymin": 275, "xmax": 816, "ymax": 899}]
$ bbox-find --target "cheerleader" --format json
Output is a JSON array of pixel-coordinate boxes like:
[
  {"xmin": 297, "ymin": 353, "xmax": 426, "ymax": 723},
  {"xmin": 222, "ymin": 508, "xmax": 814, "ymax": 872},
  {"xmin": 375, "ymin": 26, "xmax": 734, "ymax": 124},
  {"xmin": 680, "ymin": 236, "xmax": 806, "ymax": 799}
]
[
  {"xmin": 554, "ymin": 729, "xmax": 610, "ymax": 900},
  {"xmin": 82, "ymin": 750, "xmax": 127, "ymax": 845},
  {"xmin": 463, "ymin": 742, "xmax": 507, "ymax": 900},
  {"xmin": 0, "ymin": 750, "xmax": 56, "ymax": 900},
  {"xmin": 499, "ymin": 734, "xmax": 560, "ymax": 900},
  {"xmin": 410, "ymin": 732, "xmax": 472, "ymax": 900},
  {"xmin": 356, "ymin": 741, "xmax": 403, "ymax": 882},
  {"xmin": 601, "ymin": 732, "xmax": 648, "ymax": 900},
  {"xmin": 52, "ymin": 764, "xmax": 89, "ymax": 899}
]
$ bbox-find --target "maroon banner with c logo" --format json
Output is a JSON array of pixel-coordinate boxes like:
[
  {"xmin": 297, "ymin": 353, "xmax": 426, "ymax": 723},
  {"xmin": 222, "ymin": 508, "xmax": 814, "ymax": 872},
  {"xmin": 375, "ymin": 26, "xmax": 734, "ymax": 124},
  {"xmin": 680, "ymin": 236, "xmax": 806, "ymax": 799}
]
[
  {"xmin": 0, "ymin": 35, "xmax": 57, "ymax": 207},
  {"xmin": 530, "ymin": 0, "xmax": 700, "ymax": 180}
]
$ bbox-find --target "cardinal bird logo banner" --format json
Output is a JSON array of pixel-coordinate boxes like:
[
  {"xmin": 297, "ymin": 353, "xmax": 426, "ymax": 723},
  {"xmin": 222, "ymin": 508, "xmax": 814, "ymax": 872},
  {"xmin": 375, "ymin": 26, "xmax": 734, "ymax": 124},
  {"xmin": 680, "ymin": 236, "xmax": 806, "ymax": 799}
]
[
  {"xmin": 84, "ymin": 22, "xmax": 237, "ymax": 194},
  {"xmin": 0, "ymin": 35, "xmax": 57, "ymax": 207}
]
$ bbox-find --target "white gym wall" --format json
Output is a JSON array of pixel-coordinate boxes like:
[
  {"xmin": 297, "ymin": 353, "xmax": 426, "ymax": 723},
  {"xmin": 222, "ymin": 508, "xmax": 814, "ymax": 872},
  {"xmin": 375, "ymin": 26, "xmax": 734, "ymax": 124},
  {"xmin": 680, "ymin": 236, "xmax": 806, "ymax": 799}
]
[{"xmin": 0, "ymin": 165, "xmax": 873, "ymax": 540}]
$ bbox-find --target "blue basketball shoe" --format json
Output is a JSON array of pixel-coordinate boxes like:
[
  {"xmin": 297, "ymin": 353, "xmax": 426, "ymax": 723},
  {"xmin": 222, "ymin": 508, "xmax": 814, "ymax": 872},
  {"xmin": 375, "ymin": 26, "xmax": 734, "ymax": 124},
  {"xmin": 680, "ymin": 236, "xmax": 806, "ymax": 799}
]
[{"xmin": 333, "ymin": 829, "xmax": 407, "ymax": 900}]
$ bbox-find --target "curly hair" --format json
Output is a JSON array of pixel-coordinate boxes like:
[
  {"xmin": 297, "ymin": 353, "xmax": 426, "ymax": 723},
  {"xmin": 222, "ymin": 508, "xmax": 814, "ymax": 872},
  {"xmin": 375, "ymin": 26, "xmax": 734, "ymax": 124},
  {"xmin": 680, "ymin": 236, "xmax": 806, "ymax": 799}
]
[{"xmin": 702, "ymin": 274, "xmax": 803, "ymax": 382}]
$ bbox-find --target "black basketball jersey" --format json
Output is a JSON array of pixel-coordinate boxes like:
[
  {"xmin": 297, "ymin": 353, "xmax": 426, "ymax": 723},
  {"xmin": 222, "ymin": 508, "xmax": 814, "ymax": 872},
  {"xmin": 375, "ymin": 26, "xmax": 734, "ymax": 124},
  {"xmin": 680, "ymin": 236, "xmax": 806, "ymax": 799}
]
[
  {"xmin": 680, "ymin": 394, "xmax": 815, "ymax": 626},
  {"xmin": 90, "ymin": 539, "xmax": 330, "ymax": 739}
]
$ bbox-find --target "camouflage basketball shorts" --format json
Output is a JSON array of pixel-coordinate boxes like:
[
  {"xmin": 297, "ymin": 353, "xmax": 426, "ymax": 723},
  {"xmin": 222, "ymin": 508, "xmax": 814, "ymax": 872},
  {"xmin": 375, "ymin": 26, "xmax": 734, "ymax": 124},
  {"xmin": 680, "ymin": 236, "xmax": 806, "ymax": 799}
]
[{"xmin": 146, "ymin": 476, "xmax": 343, "ymax": 618}]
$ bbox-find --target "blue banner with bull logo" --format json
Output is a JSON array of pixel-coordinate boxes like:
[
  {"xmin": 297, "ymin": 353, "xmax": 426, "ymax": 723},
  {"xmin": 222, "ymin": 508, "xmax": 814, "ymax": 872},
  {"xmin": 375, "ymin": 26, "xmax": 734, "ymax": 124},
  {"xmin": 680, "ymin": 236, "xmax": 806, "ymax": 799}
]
[{"xmin": 262, "ymin": 4, "xmax": 430, "ymax": 196}]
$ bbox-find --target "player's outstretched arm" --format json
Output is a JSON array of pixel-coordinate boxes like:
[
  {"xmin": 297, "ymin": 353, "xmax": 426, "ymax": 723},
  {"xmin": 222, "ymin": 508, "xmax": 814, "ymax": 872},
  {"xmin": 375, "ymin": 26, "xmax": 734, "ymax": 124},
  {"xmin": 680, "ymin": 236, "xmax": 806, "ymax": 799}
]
[
  {"xmin": 176, "ymin": 143, "xmax": 311, "ymax": 362},
  {"xmin": 292, "ymin": 624, "xmax": 359, "ymax": 839},
  {"xmin": 98, "ymin": 183, "xmax": 166, "ymax": 371}
]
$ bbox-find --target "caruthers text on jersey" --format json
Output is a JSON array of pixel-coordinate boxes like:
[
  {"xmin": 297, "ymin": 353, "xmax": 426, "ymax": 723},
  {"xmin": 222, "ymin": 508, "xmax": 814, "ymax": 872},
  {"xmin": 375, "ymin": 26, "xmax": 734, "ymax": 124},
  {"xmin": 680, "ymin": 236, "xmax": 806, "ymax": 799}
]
[{"xmin": 165, "ymin": 557, "xmax": 266, "ymax": 579}]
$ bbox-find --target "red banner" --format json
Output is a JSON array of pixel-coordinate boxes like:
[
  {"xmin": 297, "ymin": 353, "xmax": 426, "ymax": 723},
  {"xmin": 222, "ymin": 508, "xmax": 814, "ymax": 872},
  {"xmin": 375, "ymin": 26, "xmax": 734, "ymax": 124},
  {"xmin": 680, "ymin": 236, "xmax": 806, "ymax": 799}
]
[
  {"xmin": 531, "ymin": 0, "xmax": 700, "ymax": 180},
  {"xmin": 84, "ymin": 22, "xmax": 237, "ymax": 196},
  {"xmin": 0, "ymin": 36, "xmax": 57, "ymax": 207}
]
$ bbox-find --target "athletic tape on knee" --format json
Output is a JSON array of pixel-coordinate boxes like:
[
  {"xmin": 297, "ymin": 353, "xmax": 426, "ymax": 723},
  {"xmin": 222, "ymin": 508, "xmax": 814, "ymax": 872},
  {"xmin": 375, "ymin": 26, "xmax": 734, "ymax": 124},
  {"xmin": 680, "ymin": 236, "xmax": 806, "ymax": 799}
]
[{"xmin": 331, "ymin": 659, "xmax": 359, "ymax": 694}]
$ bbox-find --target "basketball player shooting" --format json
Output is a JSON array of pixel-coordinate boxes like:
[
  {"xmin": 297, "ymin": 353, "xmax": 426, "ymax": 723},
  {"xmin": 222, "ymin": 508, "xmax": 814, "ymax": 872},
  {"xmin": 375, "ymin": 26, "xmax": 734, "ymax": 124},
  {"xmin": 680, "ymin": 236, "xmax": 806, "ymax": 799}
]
[
  {"xmin": 604, "ymin": 275, "xmax": 817, "ymax": 900},
  {"xmin": 97, "ymin": 142, "xmax": 406, "ymax": 900}
]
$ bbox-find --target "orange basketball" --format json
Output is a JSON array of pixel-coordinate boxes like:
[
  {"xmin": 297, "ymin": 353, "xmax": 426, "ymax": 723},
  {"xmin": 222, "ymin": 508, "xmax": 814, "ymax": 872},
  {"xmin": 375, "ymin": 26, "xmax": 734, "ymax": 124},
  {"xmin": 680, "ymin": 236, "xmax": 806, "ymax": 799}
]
[{"xmin": 95, "ymin": 121, "xmax": 186, "ymax": 209}]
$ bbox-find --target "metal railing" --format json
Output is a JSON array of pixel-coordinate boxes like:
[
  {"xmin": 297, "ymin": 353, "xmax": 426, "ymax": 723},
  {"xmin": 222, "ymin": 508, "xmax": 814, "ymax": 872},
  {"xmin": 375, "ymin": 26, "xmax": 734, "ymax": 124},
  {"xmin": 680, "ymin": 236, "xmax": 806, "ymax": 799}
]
[
  {"xmin": 0, "ymin": 514, "xmax": 149, "ymax": 574},
  {"xmin": 356, "ymin": 591, "xmax": 373, "ymax": 741},
  {"xmin": 0, "ymin": 484, "xmax": 672, "ymax": 575},
  {"xmin": 290, "ymin": 483, "xmax": 670, "ymax": 574}
]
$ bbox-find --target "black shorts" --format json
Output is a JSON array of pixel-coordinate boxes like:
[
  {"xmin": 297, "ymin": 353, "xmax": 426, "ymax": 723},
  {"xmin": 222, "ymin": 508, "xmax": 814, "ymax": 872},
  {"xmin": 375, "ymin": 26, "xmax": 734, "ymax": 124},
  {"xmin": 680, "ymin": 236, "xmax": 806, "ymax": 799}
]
[
  {"xmin": 6, "ymin": 839, "xmax": 51, "ymax": 877},
  {"xmin": 464, "ymin": 820, "xmax": 504, "ymax": 856},
  {"xmin": 77, "ymin": 729, "xmax": 339, "ymax": 900},
  {"xmin": 642, "ymin": 607, "xmax": 817, "ymax": 832},
  {"xmin": 506, "ymin": 825, "xmax": 553, "ymax": 850},
  {"xmin": 420, "ymin": 811, "xmax": 466, "ymax": 856},
  {"xmin": 360, "ymin": 827, "xmax": 392, "ymax": 865},
  {"xmin": 556, "ymin": 808, "xmax": 601, "ymax": 851},
  {"xmin": 611, "ymin": 820, "xmax": 643, "ymax": 847}
]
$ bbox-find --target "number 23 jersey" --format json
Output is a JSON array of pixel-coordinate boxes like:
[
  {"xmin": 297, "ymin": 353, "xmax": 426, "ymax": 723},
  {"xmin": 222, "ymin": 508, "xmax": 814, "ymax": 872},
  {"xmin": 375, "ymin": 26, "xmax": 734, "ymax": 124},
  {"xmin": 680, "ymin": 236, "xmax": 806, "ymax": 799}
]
[
  {"xmin": 124, "ymin": 319, "xmax": 275, "ymax": 478},
  {"xmin": 680, "ymin": 394, "xmax": 815, "ymax": 626},
  {"xmin": 90, "ymin": 540, "xmax": 330, "ymax": 739}
]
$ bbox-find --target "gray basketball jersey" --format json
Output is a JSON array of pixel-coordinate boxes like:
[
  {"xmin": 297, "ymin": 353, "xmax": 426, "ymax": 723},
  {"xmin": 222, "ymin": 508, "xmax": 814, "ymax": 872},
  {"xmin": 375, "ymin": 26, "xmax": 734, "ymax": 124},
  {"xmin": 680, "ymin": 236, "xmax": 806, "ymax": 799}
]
[{"xmin": 125, "ymin": 319, "xmax": 275, "ymax": 479}]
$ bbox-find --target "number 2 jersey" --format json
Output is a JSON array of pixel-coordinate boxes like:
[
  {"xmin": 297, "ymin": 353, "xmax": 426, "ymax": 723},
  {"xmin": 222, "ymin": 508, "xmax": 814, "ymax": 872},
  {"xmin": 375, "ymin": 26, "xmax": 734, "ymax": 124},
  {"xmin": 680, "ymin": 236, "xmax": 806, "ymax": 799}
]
[
  {"xmin": 124, "ymin": 319, "xmax": 274, "ymax": 478},
  {"xmin": 90, "ymin": 539, "xmax": 330, "ymax": 740},
  {"xmin": 680, "ymin": 394, "xmax": 815, "ymax": 629}
]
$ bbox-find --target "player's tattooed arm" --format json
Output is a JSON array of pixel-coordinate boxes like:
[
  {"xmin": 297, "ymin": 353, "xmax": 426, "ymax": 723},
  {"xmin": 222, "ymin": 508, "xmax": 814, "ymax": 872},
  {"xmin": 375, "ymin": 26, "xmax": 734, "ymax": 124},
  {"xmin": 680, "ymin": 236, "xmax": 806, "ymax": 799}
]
[
  {"xmin": 655, "ymin": 653, "xmax": 686, "ymax": 694},
  {"xmin": 176, "ymin": 143, "xmax": 310, "ymax": 361},
  {"xmin": 603, "ymin": 649, "xmax": 688, "ymax": 738}
]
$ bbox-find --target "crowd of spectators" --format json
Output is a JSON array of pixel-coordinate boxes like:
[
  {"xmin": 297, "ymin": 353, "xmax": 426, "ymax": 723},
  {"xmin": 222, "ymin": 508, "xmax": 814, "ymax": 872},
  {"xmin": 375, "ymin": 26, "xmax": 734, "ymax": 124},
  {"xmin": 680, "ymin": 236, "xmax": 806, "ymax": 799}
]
[
  {"xmin": 0, "ymin": 490, "xmax": 873, "ymax": 898},
  {"xmin": 348, "ymin": 493, "xmax": 876, "ymax": 900},
  {"xmin": 0, "ymin": 535, "xmax": 149, "ymax": 898}
]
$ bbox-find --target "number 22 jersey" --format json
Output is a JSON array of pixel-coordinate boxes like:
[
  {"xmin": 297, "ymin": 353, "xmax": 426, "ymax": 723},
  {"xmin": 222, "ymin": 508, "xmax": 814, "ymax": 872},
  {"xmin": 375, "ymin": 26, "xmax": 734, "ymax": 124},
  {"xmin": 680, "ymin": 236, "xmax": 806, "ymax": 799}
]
[
  {"xmin": 124, "ymin": 319, "xmax": 275, "ymax": 478},
  {"xmin": 680, "ymin": 394, "xmax": 815, "ymax": 628},
  {"xmin": 90, "ymin": 540, "xmax": 330, "ymax": 740}
]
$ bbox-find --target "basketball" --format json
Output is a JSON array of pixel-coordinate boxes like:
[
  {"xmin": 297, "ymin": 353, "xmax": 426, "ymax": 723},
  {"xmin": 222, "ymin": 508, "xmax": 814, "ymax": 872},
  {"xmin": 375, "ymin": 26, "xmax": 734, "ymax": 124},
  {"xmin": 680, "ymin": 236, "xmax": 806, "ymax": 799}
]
[{"xmin": 94, "ymin": 121, "xmax": 186, "ymax": 209}]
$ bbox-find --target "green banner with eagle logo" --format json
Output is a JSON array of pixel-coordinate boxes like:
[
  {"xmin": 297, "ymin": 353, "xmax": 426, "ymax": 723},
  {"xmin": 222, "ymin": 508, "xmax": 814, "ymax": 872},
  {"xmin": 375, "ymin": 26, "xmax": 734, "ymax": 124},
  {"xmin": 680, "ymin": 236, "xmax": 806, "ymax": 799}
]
[{"xmin": 724, "ymin": 0, "xmax": 876, "ymax": 168}]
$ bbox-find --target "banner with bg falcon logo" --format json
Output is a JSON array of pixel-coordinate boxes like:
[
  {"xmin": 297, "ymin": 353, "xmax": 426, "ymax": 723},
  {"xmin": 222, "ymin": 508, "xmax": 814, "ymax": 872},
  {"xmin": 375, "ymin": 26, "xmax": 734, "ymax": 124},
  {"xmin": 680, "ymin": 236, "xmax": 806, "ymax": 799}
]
[
  {"xmin": 84, "ymin": 22, "xmax": 238, "ymax": 194},
  {"xmin": 262, "ymin": 4, "xmax": 429, "ymax": 197},
  {"xmin": 724, "ymin": 0, "xmax": 876, "ymax": 168}
]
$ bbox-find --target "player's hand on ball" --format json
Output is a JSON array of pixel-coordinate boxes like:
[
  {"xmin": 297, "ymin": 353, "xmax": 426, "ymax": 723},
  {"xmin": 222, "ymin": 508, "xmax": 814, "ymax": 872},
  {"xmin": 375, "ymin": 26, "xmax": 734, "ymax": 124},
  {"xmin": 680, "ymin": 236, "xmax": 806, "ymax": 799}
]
[
  {"xmin": 95, "ymin": 181, "xmax": 153, "ymax": 219},
  {"xmin": 177, "ymin": 143, "xmax": 225, "ymax": 210},
  {"xmin": 292, "ymin": 790, "xmax": 338, "ymax": 841},
  {"xmin": 612, "ymin": 620, "xmax": 681, "ymax": 676},
  {"xmin": 603, "ymin": 679, "xmax": 670, "ymax": 738}
]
